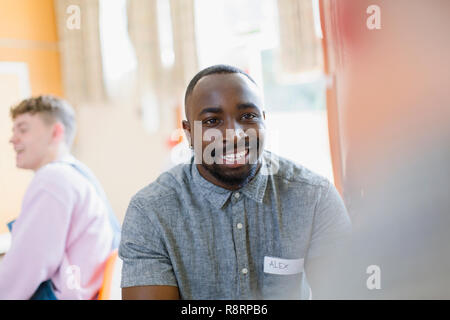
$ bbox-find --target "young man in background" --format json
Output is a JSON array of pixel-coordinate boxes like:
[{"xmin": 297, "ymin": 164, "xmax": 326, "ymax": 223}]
[{"xmin": 0, "ymin": 95, "xmax": 120, "ymax": 299}]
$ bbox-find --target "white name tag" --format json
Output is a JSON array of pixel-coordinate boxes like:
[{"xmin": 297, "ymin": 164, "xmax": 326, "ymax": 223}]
[{"xmin": 264, "ymin": 256, "xmax": 304, "ymax": 275}]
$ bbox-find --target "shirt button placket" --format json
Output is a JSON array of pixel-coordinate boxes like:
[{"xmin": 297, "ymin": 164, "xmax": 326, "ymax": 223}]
[{"xmin": 232, "ymin": 192, "xmax": 250, "ymax": 298}]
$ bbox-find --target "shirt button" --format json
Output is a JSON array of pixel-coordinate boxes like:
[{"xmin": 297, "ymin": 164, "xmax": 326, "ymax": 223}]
[
  {"xmin": 237, "ymin": 223, "xmax": 243, "ymax": 229},
  {"xmin": 234, "ymin": 192, "xmax": 240, "ymax": 199},
  {"xmin": 241, "ymin": 268, "xmax": 248, "ymax": 275}
]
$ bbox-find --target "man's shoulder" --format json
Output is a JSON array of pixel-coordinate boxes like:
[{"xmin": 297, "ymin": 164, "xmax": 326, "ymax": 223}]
[
  {"xmin": 264, "ymin": 151, "xmax": 329, "ymax": 189},
  {"xmin": 34, "ymin": 161, "xmax": 82, "ymax": 187},
  {"xmin": 130, "ymin": 162, "xmax": 192, "ymax": 210},
  {"xmin": 31, "ymin": 158, "xmax": 99, "ymax": 199},
  {"xmin": 23, "ymin": 161, "xmax": 88, "ymax": 207}
]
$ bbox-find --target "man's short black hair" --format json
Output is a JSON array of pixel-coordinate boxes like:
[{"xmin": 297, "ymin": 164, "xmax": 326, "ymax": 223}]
[{"xmin": 184, "ymin": 64, "xmax": 258, "ymax": 107}]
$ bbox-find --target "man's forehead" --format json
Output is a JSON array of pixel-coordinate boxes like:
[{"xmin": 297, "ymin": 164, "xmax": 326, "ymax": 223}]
[
  {"xmin": 187, "ymin": 73, "xmax": 263, "ymax": 112},
  {"xmin": 194, "ymin": 73, "xmax": 258, "ymax": 95},
  {"xmin": 13, "ymin": 113, "xmax": 49, "ymax": 127}
]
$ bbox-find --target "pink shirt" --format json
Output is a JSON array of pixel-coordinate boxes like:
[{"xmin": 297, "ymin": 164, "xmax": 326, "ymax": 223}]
[{"xmin": 0, "ymin": 158, "xmax": 113, "ymax": 299}]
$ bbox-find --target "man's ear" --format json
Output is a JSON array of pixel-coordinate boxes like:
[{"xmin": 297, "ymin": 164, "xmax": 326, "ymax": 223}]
[
  {"xmin": 182, "ymin": 120, "xmax": 192, "ymax": 147},
  {"xmin": 263, "ymin": 111, "xmax": 266, "ymax": 120},
  {"xmin": 52, "ymin": 122, "xmax": 65, "ymax": 144}
]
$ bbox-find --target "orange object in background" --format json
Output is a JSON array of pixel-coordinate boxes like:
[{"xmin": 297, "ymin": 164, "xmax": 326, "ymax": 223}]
[
  {"xmin": 0, "ymin": 0, "xmax": 63, "ymax": 97},
  {"xmin": 98, "ymin": 249, "xmax": 122, "ymax": 300}
]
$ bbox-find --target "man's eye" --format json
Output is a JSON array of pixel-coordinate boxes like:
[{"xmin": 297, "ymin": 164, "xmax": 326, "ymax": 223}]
[
  {"xmin": 242, "ymin": 113, "xmax": 258, "ymax": 120},
  {"xmin": 203, "ymin": 118, "xmax": 219, "ymax": 125}
]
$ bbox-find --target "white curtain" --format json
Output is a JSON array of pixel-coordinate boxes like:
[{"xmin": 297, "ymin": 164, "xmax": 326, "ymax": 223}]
[
  {"xmin": 54, "ymin": 0, "xmax": 106, "ymax": 106},
  {"xmin": 277, "ymin": 0, "xmax": 322, "ymax": 74}
]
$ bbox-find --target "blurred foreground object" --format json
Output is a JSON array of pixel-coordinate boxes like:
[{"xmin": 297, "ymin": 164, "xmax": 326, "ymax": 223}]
[{"xmin": 314, "ymin": 0, "xmax": 450, "ymax": 298}]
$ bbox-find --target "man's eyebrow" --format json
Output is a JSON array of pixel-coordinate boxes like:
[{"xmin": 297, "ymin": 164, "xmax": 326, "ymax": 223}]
[
  {"xmin": 15, "ymin": 122, "xmax": 28, "ymax": 128},
  {"xmin": 198, "ymin": 107, "xmax": 223, "ymax": 117},
  {"xmin": 237, "ymin": 102, "xmax": 260, "ymax": 111}
]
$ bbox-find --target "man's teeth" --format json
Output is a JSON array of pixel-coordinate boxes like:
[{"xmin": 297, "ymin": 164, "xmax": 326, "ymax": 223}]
[{"xmin": 222, "ymin": 150, "xmax": 247, "ymax": 161}]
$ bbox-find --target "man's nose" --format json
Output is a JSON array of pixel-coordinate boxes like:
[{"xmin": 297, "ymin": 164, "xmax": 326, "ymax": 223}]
[
  {"xmin": 9, "ymin": 133, "xmax": 17, "ymax": 145},
  {"xmin": 223, "ymin": 121, "xmax": 246, "ymax": 145}
]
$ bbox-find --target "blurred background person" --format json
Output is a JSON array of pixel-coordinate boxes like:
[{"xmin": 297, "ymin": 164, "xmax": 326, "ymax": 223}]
[{"xmin": 0, "ymin": 95, "xmax": 119, "ymax": 299}]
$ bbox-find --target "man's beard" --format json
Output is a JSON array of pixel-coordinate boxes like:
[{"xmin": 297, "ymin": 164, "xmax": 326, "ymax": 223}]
[
  {"xmin": 201, "ymin": 139, "xmax": 263, "ymax": 188},
  {"xmin": 202, "ymin": 161, "xmax": 260, "ymax": 188}
]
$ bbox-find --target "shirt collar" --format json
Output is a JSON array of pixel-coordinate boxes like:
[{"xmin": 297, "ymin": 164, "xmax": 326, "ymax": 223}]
[{"xmin": 191, "ymin": 154, "xmax": 269, "ymax": 209}]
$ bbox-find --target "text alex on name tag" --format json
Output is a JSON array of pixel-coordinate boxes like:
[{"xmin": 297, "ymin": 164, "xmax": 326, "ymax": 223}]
[{"xmin": 264, "ymin": 256, "xmax": 304, "ymax": 275}]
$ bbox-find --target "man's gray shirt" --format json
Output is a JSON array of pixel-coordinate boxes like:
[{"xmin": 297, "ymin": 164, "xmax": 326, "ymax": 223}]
[{"xmin": 119, "ymin": 151, "xmax": 351, "ymax": 299}]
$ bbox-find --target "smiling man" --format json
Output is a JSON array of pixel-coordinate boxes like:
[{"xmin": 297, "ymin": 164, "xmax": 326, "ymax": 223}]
[
  {"xmin": 120, "ymin": 65, "xmax": 351, "ymax": 299},
  {"xmin": 0, "ymin": 95, "xmax": 120, "ymax": 299}
]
